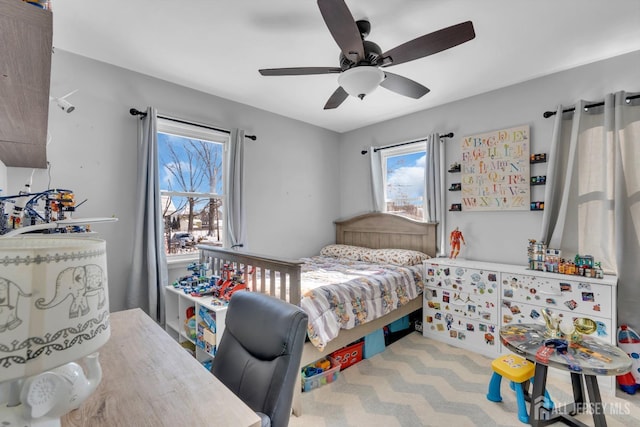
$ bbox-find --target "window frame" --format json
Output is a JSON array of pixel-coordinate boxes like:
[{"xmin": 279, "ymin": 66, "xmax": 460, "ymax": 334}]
[
  {"xmin": 380, "ymin": 141, "xmax": 428, "ymax": 221},
  {"xmin": 157, "ymin": 117, "xmax": 230, "ymax": 256}
]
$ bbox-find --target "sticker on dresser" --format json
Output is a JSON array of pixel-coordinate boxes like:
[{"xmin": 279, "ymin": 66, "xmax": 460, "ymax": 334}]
[
  {"xmin": 500, "ymin": 273, "xmax": 611, "ymax": 319},
  {"xmin": 423, "ymin": 261, "xmax": 500, "ymax": 357},
  {"xmin": 500, "ymin": 301, "xmax": 611, "ymax": 340}
]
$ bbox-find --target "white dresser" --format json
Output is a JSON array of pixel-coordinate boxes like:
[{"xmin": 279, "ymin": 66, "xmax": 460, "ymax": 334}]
[
  {"xmin": 423, "ymin": 258, "xmax": 618, "ymax": 355},
  {"xmin": 423, "ymin": 260, "xmax": 501, "ymax": 357}
]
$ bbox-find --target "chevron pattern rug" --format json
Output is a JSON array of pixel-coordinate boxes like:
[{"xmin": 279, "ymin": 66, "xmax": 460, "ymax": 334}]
[{"xmin": 289, "ymin": 331, "xmax": 640, "ymax": 427}]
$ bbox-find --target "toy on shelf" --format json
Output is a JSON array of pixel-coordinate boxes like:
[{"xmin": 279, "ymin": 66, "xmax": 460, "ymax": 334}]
[
  {"xmin": 1, "ymin": 185, "xmax": 115, "ymax": 236},
  {"xmin": 530, "ymin": 201, "xmax": 545, "ymax": 211},
  {"xmin": 184, "ymin": 306, "xmax": 196, "ymax": 340},
  {"xmin": 172, "ymin": 261, "xmax": 252, "ymax": 303},
  {"xmin": 617, "ymin": 325, "xmax": 640, "ymax": 394},
  {"xmin": 216, "ymin": 264, "xmax": 252, "ymax": 301},
  {"xmin": 526, "ymin": 240, "xmax": 604, "ymax": 279},
  {"xmin": 449, "ymin": 227, "xmax": 465, "ymax": 259},
  {"xmin": 448, "ymin": 162, "xmax": 461, "ymax": 173},
  {"xmin": 172, "ymin": 262, "xmax": 216, "ymax": 296},
  {"xmin": 531, "ymin": 175, "xmax": 547, "ymax": 185},
  {"xmin": 1, "ymin": 186, "xmax": 77, "ymax": 231},
  {"xmin": 530, "ymin": 153, "xmax": 547, "ymax": 163},
  {"xmin": 196, "ymin": 306, "xmax": 218, "ymax": 356},
  {"xmin": 574, "ymin": 254, "xmax": 595, "ymax": 276}
]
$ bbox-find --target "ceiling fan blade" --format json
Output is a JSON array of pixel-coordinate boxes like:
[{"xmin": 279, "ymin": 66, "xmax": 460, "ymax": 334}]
[
  {"xmin": 323, "ymin": 86, "xmax": 349, "ymax": 110},
  {"xmin": 317, "ymin": 0, "xmax": 364, "ymax": 62},
  {"xmin": 380, "ymin": 72, "xmax": 430, "ymax": 99},
  {"xmin": 259, "ymin": 67, "xmax": 342, "ymax": 76},
  {"xmin": 381, "ymin": 21, "xmax": 475, "ymax": 67}
]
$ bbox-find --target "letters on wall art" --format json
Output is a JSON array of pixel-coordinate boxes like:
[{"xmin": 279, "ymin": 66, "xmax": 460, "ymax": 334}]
[{"xmin": 461, "ymin": 125, "xmax": 530, "ymax": 211}]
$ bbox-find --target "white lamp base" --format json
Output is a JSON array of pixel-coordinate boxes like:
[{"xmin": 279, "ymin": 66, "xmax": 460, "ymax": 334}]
[
  {"xmin": 0, "ymin": 404, "xmax": 61, "ymax": 427},
  {"xmin": 0, "ymin": 354, "xmax": 103, "ymax": 427}
]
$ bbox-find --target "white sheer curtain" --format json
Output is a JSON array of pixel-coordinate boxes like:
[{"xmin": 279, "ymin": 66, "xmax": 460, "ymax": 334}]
[
  {"xmin": 127, "ymin": 107, "xmax": 168, "ymax": 324},
  {"xmin": 226, "ymin": 128, "xmax": 246, "ymax": 249},
  {"xmin": 369, "ymin": 146, "xmax": 384, "ymax": 212},
  {"xmin": 541, "ymin": 91, "xmax": 640, "ymax": 326},
  {"xmin": 424, "ymin": 133, "xmax": 445, "ymax": 255}
]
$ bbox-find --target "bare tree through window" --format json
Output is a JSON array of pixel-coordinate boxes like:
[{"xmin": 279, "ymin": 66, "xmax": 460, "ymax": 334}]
[{"xmin": 157, "ymin": 121, "xmax": 227, "ymax": 256}]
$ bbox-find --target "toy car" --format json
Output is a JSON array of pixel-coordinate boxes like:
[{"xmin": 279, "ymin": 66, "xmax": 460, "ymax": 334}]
[
  {"xmin": 536, "ymin": 339, "xmax": 569, "ymax": 364},
  {"xmin": 535, "ymin": 345, "xmax": 555, "ymax": 364},
  {"xmin": 557, "ymin": 349, "xmax": 582, "ymax": 372}
]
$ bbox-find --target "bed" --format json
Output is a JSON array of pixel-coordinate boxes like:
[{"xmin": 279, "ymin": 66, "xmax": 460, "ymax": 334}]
[{"xmin": 197, "ymin": 212, "xmax": 437, "ymax": 415}]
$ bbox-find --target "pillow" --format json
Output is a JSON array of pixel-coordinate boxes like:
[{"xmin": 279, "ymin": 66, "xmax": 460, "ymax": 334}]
[
  {"xmin": 361, "ymin": 248, "xmax": 431, "ymax": 266},
  {"xmin": 319, "ymin": 244, "xmax": 371, "ymax": 261}
]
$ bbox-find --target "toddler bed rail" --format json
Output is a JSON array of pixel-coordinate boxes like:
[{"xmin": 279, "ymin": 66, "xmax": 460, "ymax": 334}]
[
  {"xmin": 197, "ymin": 245, "xmax": 304, "ymax": 305},
  {"xmin": 197, "ymin": 213, "xmax": 437, "ymax": 417}
]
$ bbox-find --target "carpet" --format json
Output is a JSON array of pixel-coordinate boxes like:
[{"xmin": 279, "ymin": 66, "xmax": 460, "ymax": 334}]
[{"xmin": 289, "ymin": 331, "xmax": 640, "ymax": 427}]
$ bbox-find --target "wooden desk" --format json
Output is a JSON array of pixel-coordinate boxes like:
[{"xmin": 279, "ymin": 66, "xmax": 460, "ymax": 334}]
[{"xmin": 62, "ymin": 308, "xmax": 260, "ymax": 427}]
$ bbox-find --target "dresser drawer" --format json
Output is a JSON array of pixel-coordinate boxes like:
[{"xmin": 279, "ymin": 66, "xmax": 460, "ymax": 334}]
[
  {"xmin": 424, "ymin": 262, "xmax": 500, "ymax": 297},
  {"xmin": 501, "ymin": 273, "xmax": 612, "ymax": 319},
  {"xmin": 500, "ymin": 301, "xmax": 614, "ymax": 344},
  {"xmin": 425, "ymin": 285, "xmax": 498, "ymax": 324},
  {"xmin": 423, "ymin": 301, "xmax": 500, "ymax": 357}
]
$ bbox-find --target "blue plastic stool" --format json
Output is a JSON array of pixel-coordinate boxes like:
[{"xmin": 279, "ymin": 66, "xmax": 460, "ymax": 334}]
[{"xmin": 487, "ymin": 355, "xmax": 553, "ymax": 424}]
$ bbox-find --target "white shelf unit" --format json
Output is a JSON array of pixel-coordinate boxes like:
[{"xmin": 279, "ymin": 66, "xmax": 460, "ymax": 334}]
[{"xmin": 165, "ymin": 286, "xmax": 228, "ymax": 365}]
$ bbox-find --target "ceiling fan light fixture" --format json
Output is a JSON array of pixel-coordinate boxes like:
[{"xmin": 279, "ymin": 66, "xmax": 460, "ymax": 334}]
[{"xmin": 338, "ymin": 66, "xmax": 385, "ymax": 99}]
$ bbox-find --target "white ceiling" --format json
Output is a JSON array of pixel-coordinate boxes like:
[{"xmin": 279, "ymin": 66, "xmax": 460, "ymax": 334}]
[{"xmin": 52, "ymin": 0, "xmax": 640, "ymax": 133}]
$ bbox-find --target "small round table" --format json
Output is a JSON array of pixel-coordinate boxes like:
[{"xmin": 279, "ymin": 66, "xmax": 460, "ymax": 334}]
[{"xmin": 500, "ymin": 323, "xmax": 632, "ymax": 427}]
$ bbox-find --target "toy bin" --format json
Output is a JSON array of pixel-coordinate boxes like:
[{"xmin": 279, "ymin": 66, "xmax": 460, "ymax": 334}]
[
  {"xmin": 388, "ymin": 315, "xmax": 410, "ymax": 333},
  {"xmin": 330, "ymin": 341, "xmax": 363, "ymax": 370},
  {"xmin": 301, "ymin": 357, "xmax": 341, "ymax": 392},
  {"xmin": 364, "ymin": 329, "xmax": 386, "ymax": 358}
]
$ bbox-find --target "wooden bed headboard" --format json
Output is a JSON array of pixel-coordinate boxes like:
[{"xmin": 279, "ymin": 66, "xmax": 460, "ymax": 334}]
[{"xmin": 335, "ymin": 212, "xmax": 438, "ymax": 257}]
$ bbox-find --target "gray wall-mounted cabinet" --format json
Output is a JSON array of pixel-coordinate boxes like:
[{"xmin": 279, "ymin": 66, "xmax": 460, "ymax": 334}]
[{"xmin": 0, "ymin": 0, "xmax": 52, "ymax": 168}]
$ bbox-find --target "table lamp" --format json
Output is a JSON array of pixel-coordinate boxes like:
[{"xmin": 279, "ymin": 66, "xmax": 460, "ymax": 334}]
[{"xmin": 0, "ymin": 237, "xmax": 111, "ymax": 426}]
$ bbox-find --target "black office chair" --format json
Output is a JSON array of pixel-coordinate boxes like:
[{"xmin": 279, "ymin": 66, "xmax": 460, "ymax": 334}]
[{"xmin": 211, "ymin": 291, "xmax": 308, "ymax": 427}]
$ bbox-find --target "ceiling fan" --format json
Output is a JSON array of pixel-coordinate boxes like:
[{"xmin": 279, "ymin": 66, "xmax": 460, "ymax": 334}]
[{"xmin": 258, "ymin": 0, "xmax": 475, "ymax": 110}]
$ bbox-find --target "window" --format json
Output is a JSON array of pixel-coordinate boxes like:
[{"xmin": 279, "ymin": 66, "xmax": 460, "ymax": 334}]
[
  {"xmin": 381, "ymin": 143, "xmax": 427, "ymax": 221},
  {"xmin": 157, "ymin": 118, "xmax": 228, "ymax": 256}
]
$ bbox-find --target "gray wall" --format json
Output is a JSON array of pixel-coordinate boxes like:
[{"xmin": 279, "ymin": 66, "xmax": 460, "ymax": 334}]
[
  {"xmin": 338, "ymin": 50, "xmax": 640, "ymax": 266},
  {"xmin": 6, "ymin": 49, "xmax": 639, "ymax": 324},
  {"xmin": 7, "ymin": 50, "xmax": 341, "ymax": 313},
  {"xmin": 337, "ymin": 50, "xmax": 640, "ymax": 328}
]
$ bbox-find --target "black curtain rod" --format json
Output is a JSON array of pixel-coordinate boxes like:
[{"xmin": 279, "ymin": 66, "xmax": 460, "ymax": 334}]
[
  {"xmin": 360, "ymin": 132, "xmax": 453, "ymax": 155},
  {"xmin": 543, "ymin": 94, "xmax": 640, "ymax": 118},
  {"xmin": 129, "ymin": 108, "xmax": 257, "ymax": 140}
]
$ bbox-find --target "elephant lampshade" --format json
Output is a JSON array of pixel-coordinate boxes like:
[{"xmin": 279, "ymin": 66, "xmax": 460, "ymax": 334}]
[{"xmin": 0, "ymin": 237, "xmax": 110, "ymax": 425}]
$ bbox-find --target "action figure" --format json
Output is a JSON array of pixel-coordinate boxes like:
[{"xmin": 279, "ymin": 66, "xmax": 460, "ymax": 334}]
[{"xmin": 449, "ymin": 227, "xmax": 465, "ymax": 258}]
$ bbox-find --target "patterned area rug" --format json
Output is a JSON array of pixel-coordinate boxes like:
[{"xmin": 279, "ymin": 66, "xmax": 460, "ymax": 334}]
[{"xmin": 290, "ymin": 332, "xmax": 640, "ymax": 427}]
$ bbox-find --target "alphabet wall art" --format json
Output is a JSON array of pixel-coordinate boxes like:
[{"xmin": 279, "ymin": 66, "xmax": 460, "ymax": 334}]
[{"xmin": 461, "ymin": 125, "xmax": 530, "ymax": 211}]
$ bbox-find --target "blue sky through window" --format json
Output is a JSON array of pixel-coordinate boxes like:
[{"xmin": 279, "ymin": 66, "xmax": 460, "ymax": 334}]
[
  {"xmin": 385, "ymin": 151, "xmax": 426, "ymax": 203},
  {"xmin": 158, "ymin": 132, "xmax": 223, "ymax": 194}
]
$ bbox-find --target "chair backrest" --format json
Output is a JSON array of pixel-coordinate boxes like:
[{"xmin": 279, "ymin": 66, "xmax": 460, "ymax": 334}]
[{"xmin": 211, "ymin": 291, "xmax": 308, "ymax": 427}]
